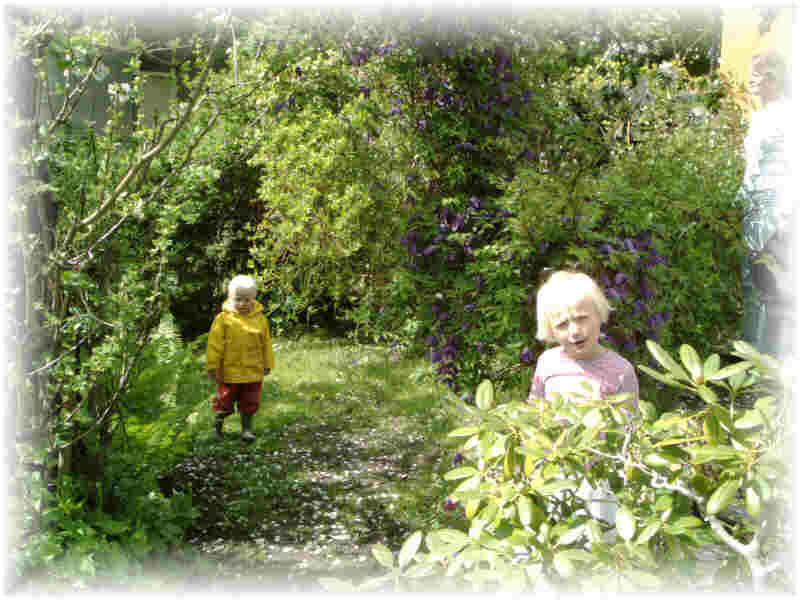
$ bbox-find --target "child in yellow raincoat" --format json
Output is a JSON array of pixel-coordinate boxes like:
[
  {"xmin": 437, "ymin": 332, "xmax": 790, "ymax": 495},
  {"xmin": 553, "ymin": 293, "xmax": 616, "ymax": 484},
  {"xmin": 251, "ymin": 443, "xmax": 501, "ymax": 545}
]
[{"xmin": 206, "ymin": 275, "xmax": 275, "ymax": 441}]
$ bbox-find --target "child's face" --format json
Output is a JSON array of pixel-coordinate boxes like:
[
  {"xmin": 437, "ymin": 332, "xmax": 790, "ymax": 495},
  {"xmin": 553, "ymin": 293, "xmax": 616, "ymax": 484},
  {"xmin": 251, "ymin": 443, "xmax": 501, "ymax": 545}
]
[
  {"xmin": 549, "ymin": 296, "xmax": 603, "ymax": 360},
  {"xmin": 232, "ymin": 289, "xmax": 256, "ymax": 315}
]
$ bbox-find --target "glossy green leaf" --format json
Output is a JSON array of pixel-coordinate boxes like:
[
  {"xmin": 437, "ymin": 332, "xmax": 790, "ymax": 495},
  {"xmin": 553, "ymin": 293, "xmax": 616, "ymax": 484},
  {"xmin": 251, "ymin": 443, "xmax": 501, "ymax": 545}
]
[
  {"xmin": 616, "ymin": 506, "xmax": 636, "ymax": 541},
  {"xmin": 679, "ymin": 344, "xmax": 702, "ymax": 380},
  {"xmin": 398, "ymin": 531, "xmax": 422, "ymax": 569},
  {"xmin": 696, "ymin": 385, "xmax": 718, "ymax": 405},
  {"xmin": 703, "ymin": 415, "xmax": 723, "ymax": 445},
  {"xmin": 372, "ymin": 543, "xmax": 395, "ymax": 568},
  {"xmin": 436, "ymin": 529, "xmax": 471, "ymax": 550},
  {"xmin": 703, "ymin": 353, "xmax": 720, "ymax": 379},
  {"xmin": 745, "ymin": 484, "xmax": 763, "ymax": 517},
  {"xmin": 735, "ymin": 410, "xmax": 764, "ymax": 429},
  {"xmin": 689, "ymin": 445, "xmax": 742, "ymax": 464},
  {"xmin": 444, "ymin": 466, "xmax": 480, "ymax": 481},
  {"xmin": 664, "ymin": 516, "xmax": 703, "ymax": 534},
  {"xmin": 706, "ymin": 360, "xmax": 752, "ymax": 382},
  {"xmin": 645, "ymin": 340, "xmax": 690, "ymax": 382},
  {"xmin": 517, "ymin": 495, "xmax": 533, "ymax": 527},
  {"xmin": 475, "ymin": 379, "xmax": 495, "ymax": 410},
  {"xmin": 638, "ymin": 365, "xmax": 686, "ymax": 389},
  {"xmin": 536, "ymin": 479, "xmax": 578, "ymax": 496},
  {"xmin": 449, "ymin": 426, "xmax": 480, "ymax": 438},
  {"xmin": 707, "ymin": 479, "xmax": 741, "ymax": 515},
  {"xmin": 636, "ymin": 521, "xmax": 661, "ymax": 545}
]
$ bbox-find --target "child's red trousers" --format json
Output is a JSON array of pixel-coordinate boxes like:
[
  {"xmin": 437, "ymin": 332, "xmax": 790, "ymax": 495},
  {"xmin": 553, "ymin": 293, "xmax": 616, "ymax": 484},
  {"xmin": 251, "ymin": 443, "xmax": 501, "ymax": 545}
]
[{"xmin": 213, "ymin": 381, "xmax": 262, "ymax": 416}]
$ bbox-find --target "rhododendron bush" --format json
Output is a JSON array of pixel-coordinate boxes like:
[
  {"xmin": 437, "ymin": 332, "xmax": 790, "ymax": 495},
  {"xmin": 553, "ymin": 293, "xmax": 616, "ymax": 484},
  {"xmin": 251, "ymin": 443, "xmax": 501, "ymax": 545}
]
[{"xmin": 322, "ymin": 341, "xmax": 793, "ymax": 592}]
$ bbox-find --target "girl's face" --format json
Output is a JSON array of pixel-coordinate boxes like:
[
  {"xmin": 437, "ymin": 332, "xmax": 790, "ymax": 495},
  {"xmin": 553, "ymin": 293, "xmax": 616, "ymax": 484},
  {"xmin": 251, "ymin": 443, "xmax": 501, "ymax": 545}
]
[
  {"xmin": 232, "ymin": 289, "xmax": 256, "ymax": 315},
  {"xmin": 549, "ymin": 296, "xmax": 603, "ymax": 360}
]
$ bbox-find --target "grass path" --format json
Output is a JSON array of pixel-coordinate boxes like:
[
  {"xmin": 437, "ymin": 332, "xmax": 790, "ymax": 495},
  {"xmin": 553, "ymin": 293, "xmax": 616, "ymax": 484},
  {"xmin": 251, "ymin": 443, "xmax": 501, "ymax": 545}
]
[{"xmin": 126, "ymin": 333, "xmax": 466, "ymax": 591}]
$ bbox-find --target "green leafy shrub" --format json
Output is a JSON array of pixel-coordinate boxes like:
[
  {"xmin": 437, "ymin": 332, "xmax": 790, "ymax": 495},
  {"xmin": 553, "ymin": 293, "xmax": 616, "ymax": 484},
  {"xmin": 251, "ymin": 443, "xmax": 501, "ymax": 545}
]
[{"xmin": 323, "ymin": 340, "xmax": 792, "ymax": 592}]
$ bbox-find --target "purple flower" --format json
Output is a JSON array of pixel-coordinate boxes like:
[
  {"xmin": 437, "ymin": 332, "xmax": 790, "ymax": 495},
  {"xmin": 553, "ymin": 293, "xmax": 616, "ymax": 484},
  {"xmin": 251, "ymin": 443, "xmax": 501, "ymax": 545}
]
[
  {"xmin": 474, "ymin": 275, "xmax": 484, "ymax": 291},
  {"xmin": 648, "ymin": 312, "xmax": 669, "ymax": 330},
  {"xmin": 648, "ymin": 251, "xmax": 667, "ymax": 266},
  {"xmin": 614, "ymin": 272, "xmax": 628, "ymax": 286},
  {"xmin": 469, "ymin": 196, "xmax": 481, "ymax": 210},
  {"xmin": 443, "ymin": 498, "xmax": 460, "ymax": 512},
  {"xmin": 634, "ymin": 300, "xmax": 646, "ymax": 314},
  {"xmin": 465, "ymin": 303, "xmax": 476, "ymax": 312},
  {"xmin": 453, "ymin": 452, "xmax": 465, "ymax": 465},
  {"xmin": 425, "ymin": 335, "xmax": 437, "ymax": 346},
  {"xmin": 606, "ymin": 287, "xmax": 623, "ymax": 301},
  {"xmin": 641, "ymin": 280, "xmax": 655, "ymax": 299},
  {"xmin": 599, "ymin": 243, "xmax": 615, "ymax": 254},
  {"xmin": 624, "ymin": 238, "xmax": 636, "ymax": 252},
  {"xmin": 451, "ymin": 213, "xmax": 466, "ymax": 232},
  {"xmin": 422, "ymin": 245, "xmax": 439, "ymax": 256},
  {"xmin": 402, "ymin": 231, "xmax": 419, "ymax": 256},
  {"xmin": 390, "ymin": 107, "xmax": 402, "ymax": 116},
  {"xmin": 522, "ymin": 89, "xmax": 533, "ymax": 102},
  {"xmin": 431, "ymin": 349, "xmax": 443, "ymax": 363},
  {"xmin": 520, "ymin": 347, "xmax": 534, "ymax": 364}
]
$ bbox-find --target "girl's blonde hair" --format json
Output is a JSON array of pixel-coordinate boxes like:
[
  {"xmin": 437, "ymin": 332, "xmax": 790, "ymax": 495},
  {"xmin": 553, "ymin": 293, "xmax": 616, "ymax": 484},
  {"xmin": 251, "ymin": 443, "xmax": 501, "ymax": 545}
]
[
  {"xmin": 536, "ymin": 271, "xmax": 610, "ymax": 342},
  {"xmin": 228, "ymin": 275, "xmax": 257, "ymax": 297}
]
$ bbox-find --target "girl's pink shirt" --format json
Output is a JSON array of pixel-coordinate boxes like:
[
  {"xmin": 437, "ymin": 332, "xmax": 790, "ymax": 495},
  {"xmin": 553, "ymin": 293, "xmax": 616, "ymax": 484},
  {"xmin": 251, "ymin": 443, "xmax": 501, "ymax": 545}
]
[{"xmin": 528, "ymin": 346, "xmax": 639, "ymax": 408}]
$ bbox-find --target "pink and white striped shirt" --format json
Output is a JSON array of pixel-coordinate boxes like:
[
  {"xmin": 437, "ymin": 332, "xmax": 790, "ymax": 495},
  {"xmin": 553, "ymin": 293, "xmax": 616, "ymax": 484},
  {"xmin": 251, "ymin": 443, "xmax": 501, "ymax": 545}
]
[{"xmin": 528, "ymin": 346, "xmax": 639, "ymax": 408}]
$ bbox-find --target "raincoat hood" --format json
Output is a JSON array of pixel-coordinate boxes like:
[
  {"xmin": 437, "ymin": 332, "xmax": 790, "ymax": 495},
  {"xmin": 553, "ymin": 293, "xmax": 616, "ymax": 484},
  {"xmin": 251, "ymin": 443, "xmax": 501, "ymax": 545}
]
[{"xmin": 206, "ymin": 299, "xmax": 275, "ymax": 382}]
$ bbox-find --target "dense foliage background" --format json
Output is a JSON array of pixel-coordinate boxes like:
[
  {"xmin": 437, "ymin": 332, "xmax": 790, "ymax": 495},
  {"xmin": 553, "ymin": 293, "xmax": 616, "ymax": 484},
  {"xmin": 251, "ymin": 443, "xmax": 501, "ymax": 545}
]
[{"xmin": 8, "ymin": 6, "xmax": 778, "ymax": 593}]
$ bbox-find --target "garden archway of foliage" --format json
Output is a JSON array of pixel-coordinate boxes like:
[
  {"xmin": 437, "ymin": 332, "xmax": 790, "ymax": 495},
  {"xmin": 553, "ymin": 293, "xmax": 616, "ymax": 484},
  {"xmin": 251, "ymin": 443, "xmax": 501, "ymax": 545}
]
[
  {"xmin": 230, "ymin": 9, "xmax": 746, "ymax": 398},
  {"xmin": 10, "ymin": 7, "xmax": 765, "ymax": 590}
]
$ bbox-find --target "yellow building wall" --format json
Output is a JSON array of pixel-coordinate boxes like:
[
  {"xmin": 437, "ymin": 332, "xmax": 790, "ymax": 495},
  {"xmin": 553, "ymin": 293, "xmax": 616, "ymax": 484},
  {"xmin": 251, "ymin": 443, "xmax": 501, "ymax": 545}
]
[{"xmin": 720, "ymin": 7, "xmax": 793, "ymax": 115}]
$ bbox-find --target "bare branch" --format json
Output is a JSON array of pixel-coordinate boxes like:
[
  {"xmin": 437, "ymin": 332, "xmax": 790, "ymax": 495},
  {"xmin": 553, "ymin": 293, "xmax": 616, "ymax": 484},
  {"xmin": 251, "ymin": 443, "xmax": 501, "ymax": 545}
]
[{"xmin": 78, "ymin": 18, "xmax": 229, "ymax": 230}]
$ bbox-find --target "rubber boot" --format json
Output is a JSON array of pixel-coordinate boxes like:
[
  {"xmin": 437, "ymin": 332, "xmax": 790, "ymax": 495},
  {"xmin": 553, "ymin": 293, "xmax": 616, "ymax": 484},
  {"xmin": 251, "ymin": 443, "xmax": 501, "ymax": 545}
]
[
  {"xmin": 241, "ymin": 413, "xmax": 255, "ymax": 442},
  {"xmin": 214, "ymin": 413, "xmax": 227, "ymax": 440}
]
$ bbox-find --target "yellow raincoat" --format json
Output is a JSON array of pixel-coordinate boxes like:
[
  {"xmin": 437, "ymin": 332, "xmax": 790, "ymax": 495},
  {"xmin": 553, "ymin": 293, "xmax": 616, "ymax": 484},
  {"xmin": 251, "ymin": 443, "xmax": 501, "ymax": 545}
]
[{"xmin": 206, "ymin": 299, "xmax": 275, "ymax": 383}]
